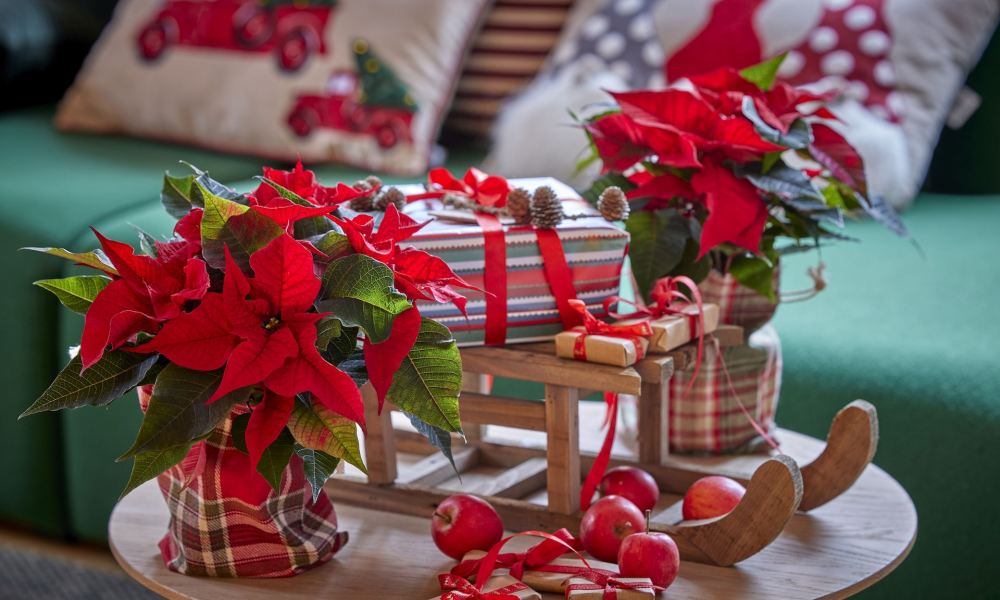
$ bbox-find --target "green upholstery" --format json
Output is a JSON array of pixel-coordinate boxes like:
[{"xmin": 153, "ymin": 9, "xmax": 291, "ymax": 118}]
[
  {"xmin": 774, "ymin": 194, "xmax": 999, "ymax": 599},
  {"xmin": 2, "ymin": 101, "xmax": 998, "ymax": 599}
]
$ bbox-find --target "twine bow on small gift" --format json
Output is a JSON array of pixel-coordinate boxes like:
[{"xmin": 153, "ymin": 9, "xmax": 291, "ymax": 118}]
[
  {"xmin": 437, "ymin": 574, "xmax": 527, "ymax": 600},
  {"xmin": 564, "ymin": 570, "xmax": 663, "ymax": 599},
  {"xmin": 567, "ymin": 299, "xmax": 653, "ymax": 363}
]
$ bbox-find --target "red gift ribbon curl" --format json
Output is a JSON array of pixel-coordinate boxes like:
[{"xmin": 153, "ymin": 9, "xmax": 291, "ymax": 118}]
[{"xmin": 568, "ymin": 299, "xmax": 652, "ymax": 363}]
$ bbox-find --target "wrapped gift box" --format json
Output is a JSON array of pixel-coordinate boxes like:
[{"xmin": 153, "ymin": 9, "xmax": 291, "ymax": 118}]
[
  {"xmin": 431, "ymin": 574, "xmax": 541, "ymax": 600},
  {"xmin": 395, "ymin": 178, "xmax": 629, "ymax": 346},
  {"xmin": 461, "ymin": 550, "xmax": 620, "ymax": 594},
  {"xmin": 563, "ymin": 576, "xmax": 657, "ymax": 599},
  {"xmin": 553, "ymin": 327, "xmax": 649, "ymax": 367},
  {"xmin": 618, "ymin": 303, "xmax": 720, "ymax": 354}
]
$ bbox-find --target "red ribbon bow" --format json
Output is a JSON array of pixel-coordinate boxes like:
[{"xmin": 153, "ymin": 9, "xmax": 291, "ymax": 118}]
[
  {"xmin": 437, "ymin": 574, "xmax": 525, "ymax": 600},
  {"xmin": 451, "ymin": 528, "xmax": 579, "ymax": 581},
  {"xmin": 565, "ymin": 570, "xmax": 664, "ymax": 599},
  {"xmin": 417, "ymin": 167, "xmax": 511, "ymax": 208},
  {"xmin": 568, "ymin": 299, "xmax": 653, "ymax": 363}
]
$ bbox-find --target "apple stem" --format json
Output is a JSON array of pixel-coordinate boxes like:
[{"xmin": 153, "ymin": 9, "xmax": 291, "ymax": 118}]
[
  {"xmin": 432, "ymin": 510, "xmax": 451, "ymax": 525},
  {"xmin": 645, "ymin": 509, "xmax": 651, "ymax": 533}
]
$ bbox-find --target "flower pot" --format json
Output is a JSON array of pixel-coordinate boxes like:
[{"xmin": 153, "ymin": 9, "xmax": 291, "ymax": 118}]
[
  {"xmin": 139, "ymin": 387, "xmax": 348, "ymax": 577},
  {"xmin": 697, "ymin": 267, "xmax": 780, "ymax": 335},
  {"xmin": 667, "ymin": 325, "xmax": 782, "ymax": 454}
]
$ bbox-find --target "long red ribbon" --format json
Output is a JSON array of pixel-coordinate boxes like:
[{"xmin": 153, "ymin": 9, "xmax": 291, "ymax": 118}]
[
  {"xmin": 535, "ymin": 228, "xmax": 580, "ymax": 330},
  {"xmin": 580, "ymin": 391, "xmax": 619, "ymax": 512},
  {"xmin": 450, "ymin": 528, "xmax": 579, "ymax": 581},
  {"xmin": 476, "ymin": 212, "xmax": 508, "ymax": 345}
]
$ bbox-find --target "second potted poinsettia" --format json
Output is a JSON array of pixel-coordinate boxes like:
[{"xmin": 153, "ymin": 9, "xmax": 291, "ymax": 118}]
[
  {"xmin": 22, "ymin": 163, "xmax": 471, "ymax": 577},
  {"xmin": 579, "ymin": 55, "xmax": 907, "ymax": 452}
]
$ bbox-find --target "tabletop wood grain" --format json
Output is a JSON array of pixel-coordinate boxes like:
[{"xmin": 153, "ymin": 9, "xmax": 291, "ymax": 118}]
[{"xmin": 110, "ymin": 406, "xmax": 916, "ymax": 600}]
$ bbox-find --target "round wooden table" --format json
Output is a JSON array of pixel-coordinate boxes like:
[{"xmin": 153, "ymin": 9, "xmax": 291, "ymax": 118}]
[{"xmin": 110, "ymin": 428, "xmax": 916, "ymax": 600}]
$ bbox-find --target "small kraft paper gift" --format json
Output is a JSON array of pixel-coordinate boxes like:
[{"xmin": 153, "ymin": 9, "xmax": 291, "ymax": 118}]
[
  {"xmin": 433, "ymin": 573, "xmax": 541, "ymax": 600},
  {"xmin": 393, "ymin": 169, "xmax": 629, "ymax": 347},
  {"xmin": 554, "ymin": 300, "xmax": 652, "ymax": 367},
  {"xmin": 563, "ymin": 575, "xmax": 659, "ymax": 599},
  {"xmin": 617, "ymin": 302, "xmax": 720, "ymax": 354}
]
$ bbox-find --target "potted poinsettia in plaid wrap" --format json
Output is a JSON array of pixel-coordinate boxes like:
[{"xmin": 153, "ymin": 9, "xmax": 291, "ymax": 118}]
[
  {"xmin": 580, "ymin": 55, "xmax": 908, "ymax": 453},
  {"xmin": 21, "ymin": 163, "xmax": 473, "ymax": 577}
]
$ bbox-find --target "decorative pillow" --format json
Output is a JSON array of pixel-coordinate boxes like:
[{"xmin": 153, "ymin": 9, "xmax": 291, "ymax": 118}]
[
  {"xmin": 489, "ymin": 0, "xmax": 999, "ymax": 207},
  {"xmin": 442, "ymin": 0, "xmax": 577, "ymax": 140},
  {"xmin": 55, "ymin": 0, "xmax": 490, "ymax": 174}
]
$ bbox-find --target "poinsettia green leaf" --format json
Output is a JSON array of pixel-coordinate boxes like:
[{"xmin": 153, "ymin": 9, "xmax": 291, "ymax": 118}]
[
  {"xmin": 316, "ymin": 316, "xmax": 343, "ymax": 352},
  {"xmin": 729, "ymin": 254, "xmax": 777, "ymax": 302},
  {"xmin": 34, "ymin": 275, "xmax": 110, "ymax": 314},
  {"xmin": 387, "ymin": 318, "xmax": 462, "ymax": 433},
  {"xmin": 742, "ymin": 97, "xmax": 812, "ymax": 150},
  {"xmin": 22, "ymin": 247, "xmax": 117, "ymax": 276},
  {"xmin": 311, "ymin": 231, "xmax": 353, "ymax": 261},
  {"xmin": 761, "ymin": 152, "xmax": 782, "ymax": 174},
  {"xmin": 257, "ymin": 427, "xmax": 295, "ymax": 492},
  {"xmin": 257, "ymin": 176, "xmax": 335, "ymax": 238},
  {"xmin": 294, "ymin": 443, "xmax": 340, "ymax": 502},
  {"xmin": 316, "ymin": 317, "xmax": 360, "ymax": 365},
  {"xmin": 336, "ymin": 352, "xmax": 369, "ymax": 388},
  {"xmin": 119, "ymin": 365, "xmax": 248, "ymax": 458},
  {"xmin": 20, "ymin": 351, "xmax": 158, "ymax": 418},
  {"xmin": 626, "ymin": 209, "xmax": 690, "ymax": 301},
  {"xmin": 286, "ymin": 401, "xmax": 366, "ymax": 473},
  {"xmin": 739, "ymin": 53, "xmax": 786, "ymax": 91},
  {"xmin": 859, "ymin": 193, "xmax": 910, "ymax": 239},
  {"xmin": 581, "ymin": 173, "xmax": 634, "ymax": 204},
  {"xmin": 134, "ymin": 227, "xmax": 160, "ymax": 257},
  {"xmin": 404, "ymin": 411, "xmax": 457, "ymax": 475},
  {"xmin": 670, "ymin": 236, "xmax": 712, "ymax": 284},
  {"xmin": 119, "ymin": 442, "xmax": 192, "ymax": 500},
  {"xmin": 230, "ymin": 411, "xmax": 251, "ymax": 454},
  {"xmin": 318, "ymin": 254, "xmax": 411, "ymax": 343},
  {"xmin": 161, "ymin": 173, "xmax": 197, "ymax": 219},
  {"xmin": 200, "ymin": 191, "xmax": 284, "ymax": 270}
]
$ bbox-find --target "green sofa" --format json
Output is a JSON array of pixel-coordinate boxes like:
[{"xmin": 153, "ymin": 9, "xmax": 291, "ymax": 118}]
[{"xmin": 2, "ymin": 96, "xmax": 997, "ymax": 598}]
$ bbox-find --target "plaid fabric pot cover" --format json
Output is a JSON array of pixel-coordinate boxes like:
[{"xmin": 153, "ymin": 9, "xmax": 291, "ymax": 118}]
[
  {"xmin": 698, "ymin": 267, "xmax": 780, "ymax": 335},
  {"xmin": 667, "ymin": 325, "xmax": 782, "ymax": 454},
  {"xmin": 140, "ymin": 390, "xmax": 348, "ymax": 577}
]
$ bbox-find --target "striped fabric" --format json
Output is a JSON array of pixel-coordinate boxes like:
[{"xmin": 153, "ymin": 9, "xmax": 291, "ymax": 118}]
[
  {"xmin": 667, "ymin": 325, "xmax": 782, "ymax": 454},
  {"xmin": 398, "ymin": 178, "xmax": 628, "ymax": 346},
  {"xmin": 443, "ymin": 0, "xmax": 577, "ymax": 139},
  {"xmin": 156, "ymin": 411, "xmax": 348, "ymax": 578}
]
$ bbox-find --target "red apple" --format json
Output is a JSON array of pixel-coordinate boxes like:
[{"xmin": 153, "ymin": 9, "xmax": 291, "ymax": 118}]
[
  {"xmin": 682, "ymin": 476, "xmax": 746, "ymax": 520},
  {"xmin": 618, "ymin": 531, "xmax": 680, "ymax": 588},
  {"xmin": 579, "ymin": 495, "xmax": 645, "ymax": 562},
  {"xmin": 599, "ymin": 466, "xmax": 660, "ymax": 512},
  {"xmin": 431, "ymin": 494, "xmax": 504, "ymax": 559}
]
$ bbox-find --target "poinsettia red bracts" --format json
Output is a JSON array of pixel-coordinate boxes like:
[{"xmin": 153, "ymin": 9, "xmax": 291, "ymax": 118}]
[
  {"xmin": 131, "ymin": 235, "xmax": 364, "ymax": 444},
  {"xmin": 80, "ymin": 213, "xmax": 209, "ymax": 368}
]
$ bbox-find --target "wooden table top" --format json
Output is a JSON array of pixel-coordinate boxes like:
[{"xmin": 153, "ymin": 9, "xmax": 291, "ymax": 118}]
[{"xmin": 110, "ymin": 420, "xmax": 916, "ymax": 600}]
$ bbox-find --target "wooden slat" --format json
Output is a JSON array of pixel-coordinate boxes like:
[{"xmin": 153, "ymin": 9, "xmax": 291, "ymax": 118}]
[
  {"xmin": 638, "ymin": 380, "xmax": 670, "ymax": 464},
  {"xmin": 544, "ymin": 385, "xmax": 579, "ymax": 514},
  {"xmin": 461, "ymin": 346, "xmax": 642, "ymax": 395},
  {"xmin": 362, "ymin": 383, "xmax": 396, "ymax": 485},
  {"xmin": 464, "ymin": 458, "xmax": 548, "ymax": 499},
  {"xmin": 401, "ymin": 446, "xmax": 480, "ymax": 487},
  {"xmin": 459, "ymin": 392, "xmax": 547, "ymax": 431}
]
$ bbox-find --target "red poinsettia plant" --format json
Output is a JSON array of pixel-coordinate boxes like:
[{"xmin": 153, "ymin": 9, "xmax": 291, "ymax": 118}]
[
  {"xmin": 22, "ymin": 162, "xmax": 471, "ymax": 498},
  {"xmin": 580, "ymin": 55, "xmax": 907, "ymax": 301}
]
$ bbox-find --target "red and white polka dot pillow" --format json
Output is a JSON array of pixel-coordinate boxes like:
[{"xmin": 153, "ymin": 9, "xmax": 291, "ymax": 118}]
[{"xmin": 490, "ymin": 0, "xmax": 998, "ymax": 207}]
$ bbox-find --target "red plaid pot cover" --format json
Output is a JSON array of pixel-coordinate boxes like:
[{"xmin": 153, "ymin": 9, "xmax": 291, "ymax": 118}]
[
  {"xmin": 149, "ymin": 401, "xmax": 348, "ymax": 577},
  {"xmin": 668, "ymin": 325, "xmax": 781, "ymax": 454},
  {"xmin": 698, "ymin": 268, "xmax": 780, "ymax": 334}
]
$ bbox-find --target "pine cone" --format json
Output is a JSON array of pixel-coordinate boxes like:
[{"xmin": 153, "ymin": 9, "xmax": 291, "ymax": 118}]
[
  {"xmin": 506, "ymin": 187, "xmax": 532, "ymax": 224},
  {"xmin": 364, "ymin": 175, "xmax": 383, "ymax": 190},
  {"xmin": 597, "ymin": 186, "xmax": 630, "ymax": 221},
  {"xmin": 375, "ymin": 186, "xmax": 406, "ymax": 211},
  {"xmin": 530, "ymin": 185, "xmax": 563, "ymax": 229}
]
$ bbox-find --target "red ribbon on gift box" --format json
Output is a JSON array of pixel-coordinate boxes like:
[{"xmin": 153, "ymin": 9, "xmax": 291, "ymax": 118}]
[
  {"xmin": 564, "ymin": 570, "xmax": 661, "ymax": 599},
  {"xmin": 438, "ymin": 573, "xmax": 528, "ymax": 600},
  {"xmin": 451, "ymin": 528, "xmax": 588, "ymax": 581},
  {"xmin": 411, "ymin": 168, "xmax": 581, "ymax": 345},
  {"xmin": 567, "ymin": 299, "xmax": 652, "ymax": 363}
]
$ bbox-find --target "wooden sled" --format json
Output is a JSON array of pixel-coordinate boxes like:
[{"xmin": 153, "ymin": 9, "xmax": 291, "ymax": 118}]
[{"xmin": 327, "ymin": 333, "xmax": 803, "ymax": 567}]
